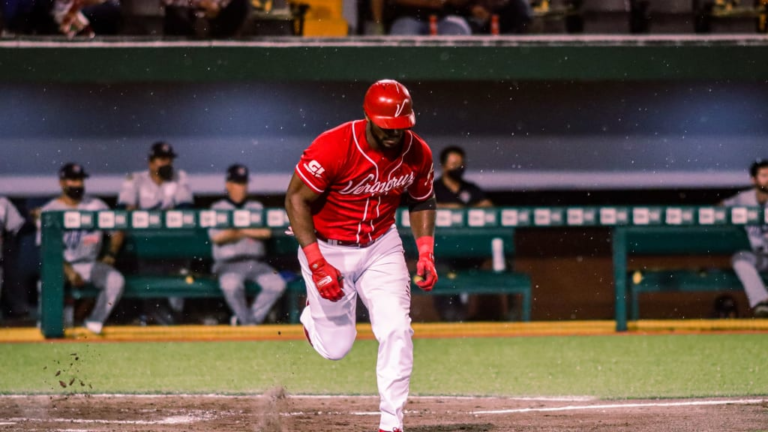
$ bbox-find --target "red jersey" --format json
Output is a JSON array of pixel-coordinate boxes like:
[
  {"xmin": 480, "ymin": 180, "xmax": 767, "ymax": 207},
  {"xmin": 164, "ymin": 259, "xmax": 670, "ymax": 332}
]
[{"xmin": 295, "ymin": 120, "xmax": 434, "ymax": 244}]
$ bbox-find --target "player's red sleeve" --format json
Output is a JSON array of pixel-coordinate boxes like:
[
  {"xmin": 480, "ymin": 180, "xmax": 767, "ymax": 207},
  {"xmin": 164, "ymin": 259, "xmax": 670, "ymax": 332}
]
[
  {"xmin": 408, "ymin": 137, "xmax": 435, "ymax": 201},
  {"xmin": 295, "ymin": 137, "xmax": 340, "ymax": 194}
]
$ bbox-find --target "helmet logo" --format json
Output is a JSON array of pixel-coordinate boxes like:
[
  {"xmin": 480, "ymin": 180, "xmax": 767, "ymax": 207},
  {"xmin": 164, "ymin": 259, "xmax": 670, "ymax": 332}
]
[{"xmin": 394, "ymin": 103, "xmax": 405, "ymax": 118}]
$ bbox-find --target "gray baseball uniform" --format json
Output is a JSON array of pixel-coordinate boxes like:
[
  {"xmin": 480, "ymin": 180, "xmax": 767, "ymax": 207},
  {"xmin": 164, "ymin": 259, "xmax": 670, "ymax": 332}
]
[
  {"xmin": 117, "ymin": 170, "xmax": 194, "ymax": 210},
  {"xmin": 0, "ymin": 197, "xmax": 25, "ymax": 299},
  {"xmin": 724, "ymin": 189, "xmax": 768, "ymax": 307},
  {"xmin": 209, "ymin": 199, "xmax": 286, "ymax": 325},
  {"xmin": 118, "ymin": 169, "xmax": 193, "ymax": 314},
  {"xmin": 38, "ymin": 197, "xmax": 124, "ymax": 326}
]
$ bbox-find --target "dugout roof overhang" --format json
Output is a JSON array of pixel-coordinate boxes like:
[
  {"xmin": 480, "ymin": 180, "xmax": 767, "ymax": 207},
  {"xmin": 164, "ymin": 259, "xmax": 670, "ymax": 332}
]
[{"xmin": 1, "ymin": 35, "xmax": 768, "ymax": 83}]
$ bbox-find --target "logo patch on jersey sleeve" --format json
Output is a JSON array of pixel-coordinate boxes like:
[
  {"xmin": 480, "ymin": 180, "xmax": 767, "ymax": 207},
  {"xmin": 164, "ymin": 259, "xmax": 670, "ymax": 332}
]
[
  {"xmin": 304, "ymin": 160, "xmax": 326, "ymax": 178},
  {"xmin": 82, "ymin": 233, "xmax": 101, "ymax": 245}
]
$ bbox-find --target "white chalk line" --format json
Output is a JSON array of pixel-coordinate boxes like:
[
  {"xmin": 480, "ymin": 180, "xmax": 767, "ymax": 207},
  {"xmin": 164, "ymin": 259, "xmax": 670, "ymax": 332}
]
[
  {"xmin": 295, "ymin": 395, "xmax": 595, "ymax": 402},
  {"xmin": 0, "ymin": 414, "xmax": 211, "ymax": 425},
  {"xmin": 0, "ymin": 394, "xmax": 594, "ymax": 402},
  {"xmin": 281, "ymin": 398, "xmax": 767, "ymax": 417},
  {"xmin": 471, "ymin": 398, "xmax": 767, "ymax": 415}
]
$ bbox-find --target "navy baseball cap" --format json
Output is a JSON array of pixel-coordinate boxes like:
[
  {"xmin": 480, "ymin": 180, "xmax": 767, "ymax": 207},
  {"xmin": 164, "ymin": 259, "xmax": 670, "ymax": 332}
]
[
  {"xmin": 750, "ymin": 158, "xmax": 768, "ymax": 177},
  {"xmin": 59, "ymin": 163, "xmax": 90, "ymax": 180},
  {"xmin": 226, "ymin": 164, "xmax": 249, "ymax": 184},
  {"xmin": 149, "ymin": 141, "xmax": 178, "ymax": 159}
]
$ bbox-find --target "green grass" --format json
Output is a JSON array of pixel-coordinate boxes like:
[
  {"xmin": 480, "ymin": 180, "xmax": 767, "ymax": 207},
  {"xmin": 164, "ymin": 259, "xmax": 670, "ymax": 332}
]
[{"xmin": 1, "ymin": 334, "xmax": 767, "ymax": 399}]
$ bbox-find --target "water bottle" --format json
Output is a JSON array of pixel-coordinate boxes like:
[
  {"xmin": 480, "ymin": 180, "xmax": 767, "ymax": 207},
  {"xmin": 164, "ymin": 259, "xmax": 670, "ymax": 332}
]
[
  {"xmin": 492, "ymin": 237, "xmax": 506, "ymax": 272},
  {"xmin": 429, "ymin": 15, "xmax": 438, "ymax": 35},
  {"xmin": 490, "ymin": 14, "xmax": 500, "ymax": 35}
]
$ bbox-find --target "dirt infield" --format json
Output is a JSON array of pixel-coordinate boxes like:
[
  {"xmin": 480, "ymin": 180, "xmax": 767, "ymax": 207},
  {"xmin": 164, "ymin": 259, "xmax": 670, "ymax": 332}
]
[{"xmin": 0, "ymin": 394, "xmax": 766, "ymax": 431}]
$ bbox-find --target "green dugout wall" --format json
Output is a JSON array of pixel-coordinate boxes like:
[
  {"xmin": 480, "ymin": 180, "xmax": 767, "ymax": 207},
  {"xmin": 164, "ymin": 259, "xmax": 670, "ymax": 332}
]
[{"xmin": 2, "ymin": 36, "xmax": 768, "ymax": 83}]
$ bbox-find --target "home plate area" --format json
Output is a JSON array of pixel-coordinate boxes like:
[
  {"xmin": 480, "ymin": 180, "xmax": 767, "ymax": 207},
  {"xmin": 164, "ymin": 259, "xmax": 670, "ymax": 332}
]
[{"xmin": 0, "ymin": 394, "xmax": 765, "ymax": 431}]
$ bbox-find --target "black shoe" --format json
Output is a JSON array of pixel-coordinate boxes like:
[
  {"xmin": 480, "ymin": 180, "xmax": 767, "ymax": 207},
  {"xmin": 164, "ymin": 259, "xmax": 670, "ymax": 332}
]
[
  {"xmin": 148, "ymin": 305, "xmax": 175, "ymax": 326},
  {"xmin": 754, "ymin": 302, "xmax": 768, "ymax": 318}
]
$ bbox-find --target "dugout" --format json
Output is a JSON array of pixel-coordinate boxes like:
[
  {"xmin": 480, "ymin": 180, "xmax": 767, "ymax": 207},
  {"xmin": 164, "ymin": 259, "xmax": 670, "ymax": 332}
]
[{"xmin": 3, "ymin": 35, "xmax": 768, "ymax": 323}]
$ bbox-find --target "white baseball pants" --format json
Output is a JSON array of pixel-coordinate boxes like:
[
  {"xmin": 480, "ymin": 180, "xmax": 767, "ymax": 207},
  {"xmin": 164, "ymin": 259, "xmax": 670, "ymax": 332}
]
[{"xmin": 299, "ymin": 226, "xmax": 413, "ymax": 432}]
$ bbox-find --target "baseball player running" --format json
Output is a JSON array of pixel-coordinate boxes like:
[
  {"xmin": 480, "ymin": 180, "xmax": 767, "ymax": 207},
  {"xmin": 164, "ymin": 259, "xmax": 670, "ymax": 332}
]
[
  {"xmin": 37, "ymin": 163, "xmax": 125, "ymax": 335},
  {"xmin": 285, "ymin": 79, "xmax": 438, "ymax": 432},
  {"xmin": 209, "ymin": 164, "xmax": 286, "ymax": 325}
]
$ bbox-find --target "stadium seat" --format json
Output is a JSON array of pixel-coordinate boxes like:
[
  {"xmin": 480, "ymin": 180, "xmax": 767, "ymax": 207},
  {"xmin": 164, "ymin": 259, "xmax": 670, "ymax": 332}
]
[{"xmin": 291, "ymin": 0, "xmax": 348, "ymax": 36}]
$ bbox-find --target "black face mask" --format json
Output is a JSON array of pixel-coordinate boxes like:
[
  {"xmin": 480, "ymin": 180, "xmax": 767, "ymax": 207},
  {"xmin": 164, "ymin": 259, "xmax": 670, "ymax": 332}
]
[
  {"xmin": 446, "ymin": 167, "xmax": 465, "ymax": 181},
  {"xmin": 64, "ymin": 186, "xmax": 85, "ymax": 200},
  {"xmin": 227, "ymin": 196, "xmax": 247, "ymax": 208},
  {"xmin": 158, "ymin": 165, "xmax": 174, "ymax": 181}
]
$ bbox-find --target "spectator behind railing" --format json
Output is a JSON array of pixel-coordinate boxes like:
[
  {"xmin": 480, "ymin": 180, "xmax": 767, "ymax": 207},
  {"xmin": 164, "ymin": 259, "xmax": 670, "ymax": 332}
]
[
  {"xmin": 385, "ymin": 0, "xmax": 472, "ymax": 35},
  {"xmin": 163, "ymin": 0, "xmax": 249, "ymax": 38},
  {"xmin": 2, "ymin": 0, "xmax": 121, "ymax": 37},
  {"xmin": 724, "ymin": 158, "xmax": 768, "ymax": 318},
  {"xmin": 464, "ymin": 0, "xmax": 530, "ymax": 34},
  {"xmin": 36, "ymin": 163, "xmax": 125, "ymax": 335},
  {"xmin": 208, "ymin": 164, "xmax": 286, "ymax": 326},
  {"xmin": 112, "ymin": 141, "xmax": 195, "ymax": 325}
]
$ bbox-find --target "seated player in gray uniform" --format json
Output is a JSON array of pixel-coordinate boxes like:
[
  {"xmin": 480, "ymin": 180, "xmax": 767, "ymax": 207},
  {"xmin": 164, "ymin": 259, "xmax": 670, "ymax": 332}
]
[
  {"xmin": 116, "ymin": 142, "xmax": 194, "ymax": 211},
  {"xmin": 0, "ymin": 197, "xmax": 25, "ymax": 313},
  {"xmin": 113, "ymin": 142, "xmax": 194, "ymax": 324},
  {"xmin": 37, "ymin": 163, "xmax": 125, "ymax": 334},
  {"xmin": 725, "ymin": 159, "xmax": 768, "ymax": 318},
  {"xmin": 209, "ymin": 164, "xmax": 286, "ymax": 325}
]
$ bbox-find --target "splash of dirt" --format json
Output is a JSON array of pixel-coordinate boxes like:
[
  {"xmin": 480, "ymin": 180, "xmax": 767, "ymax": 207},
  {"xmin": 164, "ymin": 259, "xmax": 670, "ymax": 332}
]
[
  {"xmin": 264, "ymin": 386, "xmax": 287, "ymax": 402},
  {"xmin": 253, "ymin": 386, "xmax": 290, "ymax": 432}
]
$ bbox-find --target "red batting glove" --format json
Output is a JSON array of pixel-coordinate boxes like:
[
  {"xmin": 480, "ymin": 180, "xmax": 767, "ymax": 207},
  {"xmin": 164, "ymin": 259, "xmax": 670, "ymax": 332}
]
[
  {"xmin": 415, "ymin": 236, "xmax": 437, "ymax": 291},
  {"xmin": 303, "ymin": 242, "xmax": 344, "ymax": 302}
]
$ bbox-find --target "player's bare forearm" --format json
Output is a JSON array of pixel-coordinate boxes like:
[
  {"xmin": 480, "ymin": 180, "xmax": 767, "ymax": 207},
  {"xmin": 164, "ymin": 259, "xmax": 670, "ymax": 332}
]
[
  {"xmin": 211, "ymin": 229, "xmax": 244, "ymax": 245},
  {"xmin": 108, "ymin": 203, "xmax": 135, "ymax": 254},
  {"xmin": 409, "ymin": 208, "xmax": 436, "ymax": 239},
  {"xmin": 410, "ymin": 197, "xmax": 438, "ymax": 290},
  {"xmin": 109, "ymin": 231, "xmax": 125, "ymax": 256},
  {"xmin": 285, "ymin": 173, "xmax": 320, "ymax": 248},
  {"xmin": 477, "ymin": 199, "xmax": 494, "ymax": 208},
  {"xmin": 241, "ymin": 228, "xmax": 272, "ymax": 240},
  {"xmin": 212, "ymin": 228, "xmax": 270, "ymax": 245}
]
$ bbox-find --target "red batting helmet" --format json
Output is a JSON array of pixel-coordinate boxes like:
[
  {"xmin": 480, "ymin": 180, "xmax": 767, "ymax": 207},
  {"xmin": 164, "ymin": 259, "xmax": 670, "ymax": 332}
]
[{"xmin": 363, "ymin": 79, "xmax": 416, "ymax": 129}]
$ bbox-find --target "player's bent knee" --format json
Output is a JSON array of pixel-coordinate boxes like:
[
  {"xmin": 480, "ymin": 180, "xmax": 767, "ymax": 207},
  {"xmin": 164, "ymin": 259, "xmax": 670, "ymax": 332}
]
[
  {"xmin": 265, "ymin": 276, "xmax": 287, "ymax": 294},
  {"xmin": 107, "ymin": 271, "xmax": 125, "ymax": 292},
  {"xmin": 314, "ymin": 332, "xmax": 355, "ymax": 360},
  {"xmin": 322, "ymin": 341, "xmax": 354, "ymax": 361},
  {"xmin": 219, "ymin": 275, "xmax": 243, "ymax": 293}
]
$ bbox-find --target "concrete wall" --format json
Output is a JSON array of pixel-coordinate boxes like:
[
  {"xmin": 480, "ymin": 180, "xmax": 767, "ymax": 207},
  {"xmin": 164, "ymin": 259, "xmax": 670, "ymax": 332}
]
[{"xmin": 2, "ymin": 80, "xmax": 766, "ymax": 196}]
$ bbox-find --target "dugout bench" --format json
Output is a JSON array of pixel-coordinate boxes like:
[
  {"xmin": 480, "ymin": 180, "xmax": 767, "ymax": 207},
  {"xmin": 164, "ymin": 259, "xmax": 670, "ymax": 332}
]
[
  {"xmin": 65, "ymin": 229, "xmax": 307, "ymax": 322},
  {"xmin": 401, "ymin": 228, "xmax": 532, "ymax": 322},
  {"xmin": 612, "ymin": 225, "xmax": 756, "ymax": 331},
  {"xmin": 39, "ymin": 210, "xmax": 532, "ymax": 338}
]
